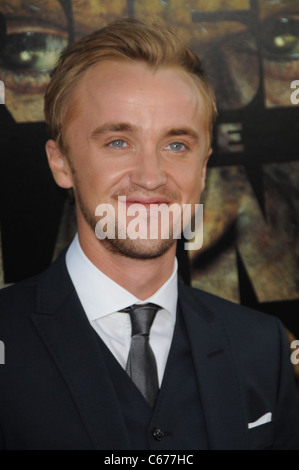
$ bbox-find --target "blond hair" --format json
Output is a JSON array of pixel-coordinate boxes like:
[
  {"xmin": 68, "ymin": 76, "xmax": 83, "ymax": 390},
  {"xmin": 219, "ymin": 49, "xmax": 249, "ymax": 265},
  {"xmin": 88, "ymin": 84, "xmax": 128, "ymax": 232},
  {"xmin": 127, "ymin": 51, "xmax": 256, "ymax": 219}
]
[{"xmin": 44, "ymin": 18, "xmax": 217, "ymax": 152}]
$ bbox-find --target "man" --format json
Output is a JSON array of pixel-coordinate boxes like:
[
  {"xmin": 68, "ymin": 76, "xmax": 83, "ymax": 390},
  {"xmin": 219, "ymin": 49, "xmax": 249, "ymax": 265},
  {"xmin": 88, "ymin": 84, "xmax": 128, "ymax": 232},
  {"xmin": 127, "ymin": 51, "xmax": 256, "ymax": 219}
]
[
  {"xmin": 0, "ymin": 18, "xmax": 298, "ymax": 450},
  {"xmin": 2, "ymin": 0, "xmax": 299, "ymax": 315}
]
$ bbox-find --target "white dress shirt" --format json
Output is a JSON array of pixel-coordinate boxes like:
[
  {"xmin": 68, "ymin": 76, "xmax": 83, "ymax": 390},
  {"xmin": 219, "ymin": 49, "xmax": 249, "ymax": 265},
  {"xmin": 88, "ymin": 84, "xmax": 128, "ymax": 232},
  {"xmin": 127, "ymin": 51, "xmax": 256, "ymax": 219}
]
[{"xmin": 65, "ymin": 235, "xmax": 178, "ymax": 386}]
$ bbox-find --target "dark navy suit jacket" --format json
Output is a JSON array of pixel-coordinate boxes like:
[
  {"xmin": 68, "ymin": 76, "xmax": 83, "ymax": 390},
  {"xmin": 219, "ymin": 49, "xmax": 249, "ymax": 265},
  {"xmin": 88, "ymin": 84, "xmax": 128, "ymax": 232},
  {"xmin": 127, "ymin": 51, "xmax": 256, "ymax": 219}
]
[{"xmin": 0, "ymin": 251, "xmax": 299, "ymax": 449}]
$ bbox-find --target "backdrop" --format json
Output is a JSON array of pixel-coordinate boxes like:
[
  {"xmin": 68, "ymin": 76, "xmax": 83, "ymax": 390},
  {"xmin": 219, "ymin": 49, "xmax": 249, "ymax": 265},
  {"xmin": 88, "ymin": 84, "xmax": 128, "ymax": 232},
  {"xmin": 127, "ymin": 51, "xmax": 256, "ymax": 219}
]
[{"xmin": 0, "ymin": 0, "xmax": 298, "ymax": 336}]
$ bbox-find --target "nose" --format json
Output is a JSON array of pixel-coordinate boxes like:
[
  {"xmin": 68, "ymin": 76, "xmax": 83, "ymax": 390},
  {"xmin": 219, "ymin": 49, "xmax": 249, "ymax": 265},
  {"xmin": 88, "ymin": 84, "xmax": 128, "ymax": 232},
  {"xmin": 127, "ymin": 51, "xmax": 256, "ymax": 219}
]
[{"xmin": 130, "ymin": 147, "xmax": 167, "ymax": 191}]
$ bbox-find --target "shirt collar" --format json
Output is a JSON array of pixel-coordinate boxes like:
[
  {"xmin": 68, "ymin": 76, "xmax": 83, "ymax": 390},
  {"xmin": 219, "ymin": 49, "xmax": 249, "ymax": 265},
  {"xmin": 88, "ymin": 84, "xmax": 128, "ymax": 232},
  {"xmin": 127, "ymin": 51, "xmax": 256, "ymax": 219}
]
[{"xmin": 65, "ymin": 234, "xmax": 178, "ymax": 322}]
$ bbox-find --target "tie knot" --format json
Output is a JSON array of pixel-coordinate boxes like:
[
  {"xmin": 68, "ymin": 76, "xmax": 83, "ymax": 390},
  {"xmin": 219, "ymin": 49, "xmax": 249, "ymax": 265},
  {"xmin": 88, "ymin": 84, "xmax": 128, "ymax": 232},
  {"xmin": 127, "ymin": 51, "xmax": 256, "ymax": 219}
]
[{"xmin": 122, "ymin": 303, "xmax": 160, "ymax": 337}]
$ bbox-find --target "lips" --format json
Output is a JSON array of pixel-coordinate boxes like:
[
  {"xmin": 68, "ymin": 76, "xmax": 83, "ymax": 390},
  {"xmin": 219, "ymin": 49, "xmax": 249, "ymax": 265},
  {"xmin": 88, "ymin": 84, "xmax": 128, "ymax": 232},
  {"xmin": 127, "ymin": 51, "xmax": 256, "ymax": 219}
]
[
  {"xmin": 124, "ymin": 191, "xmax": 174, "ymax": 202},
  {"xmin": 114, "ymin": 195, "xmax": 179, "ymax": 214},
  {"xmin": 125, "ymin": 197, "xmax": 172, "ymax": 206}
]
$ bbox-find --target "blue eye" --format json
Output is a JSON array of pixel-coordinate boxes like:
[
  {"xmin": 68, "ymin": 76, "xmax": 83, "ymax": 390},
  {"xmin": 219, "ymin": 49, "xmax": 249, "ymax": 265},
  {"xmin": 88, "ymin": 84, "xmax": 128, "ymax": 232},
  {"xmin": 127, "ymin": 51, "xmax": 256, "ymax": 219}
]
[
  {"xmin": 166, "ymin": 142, "xmax": 186, "ymax": 151},
  {"xmin": 109, "ymin": 140, "xmax": 128, "ymax": 148}
]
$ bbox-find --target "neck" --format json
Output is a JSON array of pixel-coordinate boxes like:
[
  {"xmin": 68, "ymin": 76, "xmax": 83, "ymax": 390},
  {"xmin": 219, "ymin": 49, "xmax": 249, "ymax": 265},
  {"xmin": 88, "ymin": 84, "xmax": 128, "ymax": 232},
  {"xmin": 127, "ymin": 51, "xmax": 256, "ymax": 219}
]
[{"xmin": 77, "ymin": 229, "xmax": 177, "ymax": 300}]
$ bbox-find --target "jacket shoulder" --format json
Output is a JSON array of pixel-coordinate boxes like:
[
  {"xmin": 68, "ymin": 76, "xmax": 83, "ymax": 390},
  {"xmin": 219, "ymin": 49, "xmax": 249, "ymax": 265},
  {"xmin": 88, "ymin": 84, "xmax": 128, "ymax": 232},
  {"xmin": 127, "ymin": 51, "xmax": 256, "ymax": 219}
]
[
  {"xmin": 179, "ymin": 282, "xmax": 280, "ymax": 332},
  {"xmin": 0, "ymin": 249, "xmax": 69, "ymax": 320}
]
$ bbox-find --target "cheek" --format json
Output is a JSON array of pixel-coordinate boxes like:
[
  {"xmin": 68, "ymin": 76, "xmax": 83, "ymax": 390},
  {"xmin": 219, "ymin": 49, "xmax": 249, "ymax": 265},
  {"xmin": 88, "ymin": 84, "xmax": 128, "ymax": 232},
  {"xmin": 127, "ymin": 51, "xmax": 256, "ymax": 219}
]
[
  {"xmin": 189, "ymin": 181, "xmax": 203, "ymax": 204},
  {"xmin": 68, "ymin": 143, "xmax": 107, "ymax": 187},
  {"xmin": 174, "ymin": 162, "xmax": 203, "ymax": 201},
  {"xmin": 73, "ymin": 158, "xmax": 126, "ymax": 206}
]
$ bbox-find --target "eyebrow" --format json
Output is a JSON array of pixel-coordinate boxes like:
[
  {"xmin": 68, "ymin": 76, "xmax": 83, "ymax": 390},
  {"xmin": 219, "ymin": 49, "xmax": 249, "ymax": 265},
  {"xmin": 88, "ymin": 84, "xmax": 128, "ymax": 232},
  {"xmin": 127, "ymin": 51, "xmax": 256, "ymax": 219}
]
[
  {"xmin": 90, "ymin": 123, "xmax": 138, "ymax": 138},
  {"xmin": 165, "ymin": 128, "xmax": 200, "ymax": 141},
  {"xmin": 90, "ymin": 123, "xmax": 200, "ymax": 141}
]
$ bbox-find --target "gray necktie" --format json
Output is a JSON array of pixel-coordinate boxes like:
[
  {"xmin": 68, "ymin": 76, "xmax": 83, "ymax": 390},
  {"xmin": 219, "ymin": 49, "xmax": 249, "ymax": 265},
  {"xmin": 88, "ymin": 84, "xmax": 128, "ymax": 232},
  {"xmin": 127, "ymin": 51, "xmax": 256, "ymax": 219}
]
[{"xmin": 121, "ymin": 303, "xmax": 160, "ymax": 407}]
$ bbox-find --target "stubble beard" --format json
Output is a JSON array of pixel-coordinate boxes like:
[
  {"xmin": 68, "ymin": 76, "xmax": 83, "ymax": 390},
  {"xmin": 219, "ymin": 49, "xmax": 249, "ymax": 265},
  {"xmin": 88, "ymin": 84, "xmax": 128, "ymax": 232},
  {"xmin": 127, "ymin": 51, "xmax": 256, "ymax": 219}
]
[{"xmin": 103, "ymin": 233, "xmax": 176, "ymax": 260}]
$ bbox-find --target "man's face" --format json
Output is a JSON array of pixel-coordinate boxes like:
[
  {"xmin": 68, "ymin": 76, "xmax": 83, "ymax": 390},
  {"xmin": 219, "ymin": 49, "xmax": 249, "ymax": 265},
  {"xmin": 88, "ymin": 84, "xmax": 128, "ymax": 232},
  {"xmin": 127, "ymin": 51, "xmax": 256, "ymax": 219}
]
[{"xmin": 49, "ymin": 61, "xmax": 210, "ymax": 259}]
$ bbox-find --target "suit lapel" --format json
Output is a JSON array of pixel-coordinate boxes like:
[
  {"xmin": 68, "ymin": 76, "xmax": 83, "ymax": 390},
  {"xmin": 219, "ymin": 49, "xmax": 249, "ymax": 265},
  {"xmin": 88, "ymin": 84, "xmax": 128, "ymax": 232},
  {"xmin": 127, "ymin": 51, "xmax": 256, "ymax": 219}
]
[
  {"xmin": 31, "ymin": 252, "xmax": 131, "ymax": 450},
  {"xmin": 179, "ymin": 283, "xmax": 249, "ymax": 450}
]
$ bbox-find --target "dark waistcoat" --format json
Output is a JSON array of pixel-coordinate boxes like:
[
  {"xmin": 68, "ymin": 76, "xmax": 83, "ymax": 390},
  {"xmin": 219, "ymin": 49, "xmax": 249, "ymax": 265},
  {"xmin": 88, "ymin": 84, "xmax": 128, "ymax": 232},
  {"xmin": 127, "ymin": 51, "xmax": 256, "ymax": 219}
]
[{"xmin": 96, "ymin": 305, "xmax": 209, "ymax": 450}]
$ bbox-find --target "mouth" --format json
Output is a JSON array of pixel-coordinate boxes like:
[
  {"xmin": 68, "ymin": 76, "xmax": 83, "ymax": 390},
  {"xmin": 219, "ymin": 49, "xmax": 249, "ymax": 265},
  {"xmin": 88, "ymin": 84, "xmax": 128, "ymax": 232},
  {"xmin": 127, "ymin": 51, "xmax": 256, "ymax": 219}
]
[
  {"xmin": 117, "ymin": 195, "xmax": 174, "ymax": 211},
  {"xmin": 126, "ymin": 197, "xmax": 172, "ymax": 207}
]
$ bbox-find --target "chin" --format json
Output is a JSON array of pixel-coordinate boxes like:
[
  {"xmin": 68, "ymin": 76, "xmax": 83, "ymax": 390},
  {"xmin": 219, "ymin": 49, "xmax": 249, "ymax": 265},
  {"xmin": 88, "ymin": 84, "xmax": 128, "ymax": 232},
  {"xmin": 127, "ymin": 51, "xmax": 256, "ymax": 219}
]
[{"xmin": 100, "ymin": 237, "xmax": 176, "ymax": 260}]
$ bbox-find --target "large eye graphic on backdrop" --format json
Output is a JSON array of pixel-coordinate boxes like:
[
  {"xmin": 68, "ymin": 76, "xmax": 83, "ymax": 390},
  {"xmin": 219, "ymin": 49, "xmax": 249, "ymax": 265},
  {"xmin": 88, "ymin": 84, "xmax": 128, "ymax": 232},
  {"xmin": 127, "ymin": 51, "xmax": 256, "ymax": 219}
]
[
  {"xmin": 1, "ymin": 32, "xmax": 67, "ymax": 71},
  {"xmin": 261, "ymin": 15, "xmax": 299, "ymax": 107},
  {"xmin": 0, "ymin": 0, "xmax": 129, "ymax": 122},
  {"xmin": 261, "ymin": 16, "xmax": 299, "ymax": 60},
  {"xmin": 0, "ymin": 30, "xmax": 68, "ymax": 93},
  {"xmin": 197, "ymin": 13, "xmax": 299, "ymax": 109}
]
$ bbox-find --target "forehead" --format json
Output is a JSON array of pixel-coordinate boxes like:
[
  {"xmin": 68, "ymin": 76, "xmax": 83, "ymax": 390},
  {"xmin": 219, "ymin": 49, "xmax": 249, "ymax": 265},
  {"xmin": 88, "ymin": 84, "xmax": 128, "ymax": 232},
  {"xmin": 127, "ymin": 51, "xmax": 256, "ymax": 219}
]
[{"xmin": 72, "ymin": 61, "xmax": 207, "ymax": 129}]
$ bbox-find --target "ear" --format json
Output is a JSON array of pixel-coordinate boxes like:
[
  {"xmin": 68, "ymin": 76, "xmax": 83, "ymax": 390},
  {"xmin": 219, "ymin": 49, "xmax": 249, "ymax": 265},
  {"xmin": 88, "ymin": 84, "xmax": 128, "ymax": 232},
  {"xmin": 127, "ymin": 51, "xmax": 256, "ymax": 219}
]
[
  {"xmin": 45, "ymin": 139, "xmax": 73, "ymax": 189},
  {"xmin": 201, "ymin": 147, "xmax": 212, "ymax": 191}
]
